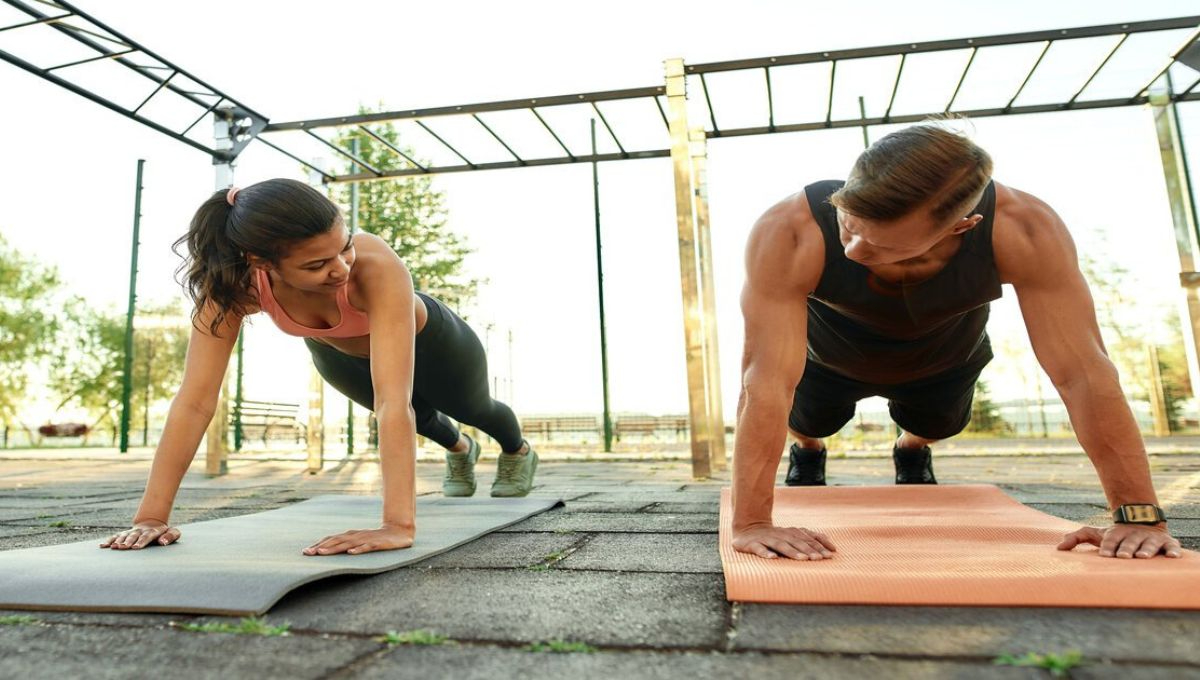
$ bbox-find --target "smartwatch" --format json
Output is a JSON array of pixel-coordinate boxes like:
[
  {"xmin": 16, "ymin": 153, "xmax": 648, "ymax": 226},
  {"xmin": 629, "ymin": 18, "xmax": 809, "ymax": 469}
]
[{"xmin": 1111, "ymin": 504, "xmax": 1166, "ymax": 525}]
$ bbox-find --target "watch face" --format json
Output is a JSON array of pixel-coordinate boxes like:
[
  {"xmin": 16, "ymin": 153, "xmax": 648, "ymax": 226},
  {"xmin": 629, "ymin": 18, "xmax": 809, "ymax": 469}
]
[{"xmin": 1123, "ymin": 505, "xmax": 1162, "ymax": 523}]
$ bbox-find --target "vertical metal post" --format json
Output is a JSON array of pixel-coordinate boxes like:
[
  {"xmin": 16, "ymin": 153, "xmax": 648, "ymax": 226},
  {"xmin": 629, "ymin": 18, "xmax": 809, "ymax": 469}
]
[
  {"xmin": 1147, "ymin": 345, "xmax": 1170, "ymax": 436},
  {"xmin": 688, "ymin": 127, "xmax": 726, "ymax": 471},
  {"xmin": 233, "ymin": 334, "xmax": 243, "ymax": 451},
  {"xmin": 1150, "ymin": 77, "xmax": 1200, "ymax": 405},
  {"xmin": 305, "ymin": 161, "xmax": 326, "ymax": 472},
  {"xmin": 858, "ymin": 96, "xmax": 870, "ymax": 148},
  {"xmin": 347, "ymin": 137, "xmax": 360, "ymax": 458},
  {"xmin": 665, "ymin": 58, "xmax": 713, "ymax": 479},
  {"xmin": 591, "ymin": 119, "xmax": 614, "ymax": 453},
  {"xmin": 206, "ymin": 108, "xmax": 236, "ymax": 476},
  {"xmin": 119, "ymin": 159, "xmax": 144, "ymax": 453}
]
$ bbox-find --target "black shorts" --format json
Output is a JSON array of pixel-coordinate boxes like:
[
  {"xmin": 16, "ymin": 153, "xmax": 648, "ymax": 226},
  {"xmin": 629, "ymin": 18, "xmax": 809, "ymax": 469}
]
[{"xmin": 787, "ymin": 351, "xmax": 992, "ymax": 440}]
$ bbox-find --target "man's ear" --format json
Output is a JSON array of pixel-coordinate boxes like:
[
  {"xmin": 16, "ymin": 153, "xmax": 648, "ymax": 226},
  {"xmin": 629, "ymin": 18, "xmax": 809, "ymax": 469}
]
[{"xmin": 950, "ymin": 213, "xmax": 983, "ymax": 235}]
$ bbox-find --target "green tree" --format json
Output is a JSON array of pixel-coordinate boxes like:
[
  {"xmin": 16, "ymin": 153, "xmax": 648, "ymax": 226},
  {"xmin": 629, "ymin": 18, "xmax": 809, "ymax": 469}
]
[
  {"xmin": 49, "ymin": 301, "xmax": 188, "ymax": 444},
  {"xmin": 328, "ymin": 107, "xmax": 479, "ymax": 309},
  {"xmin": 968, "ymin": 379, "xmax": 1008, "ymax": 434},
  {"xmin": 0, "ymin": 234, "xmax": 62, "ymax": 425}
]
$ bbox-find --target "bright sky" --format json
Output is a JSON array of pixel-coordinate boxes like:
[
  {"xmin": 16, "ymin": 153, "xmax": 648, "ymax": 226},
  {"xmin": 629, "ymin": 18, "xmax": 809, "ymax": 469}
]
[{"xmin": 2, "ymin": 0, "xmax": 1199, "ymax": 423}]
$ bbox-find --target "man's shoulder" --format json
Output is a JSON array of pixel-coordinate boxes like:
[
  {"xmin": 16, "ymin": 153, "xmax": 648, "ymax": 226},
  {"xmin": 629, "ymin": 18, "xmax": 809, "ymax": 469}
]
[
  {"xmin": 746, "ymin": 190, "xmax": 826, "ymax": 293},
  {"xmin": 993, "ymin": 181, "xmax": 1074, "ymax": 283}
]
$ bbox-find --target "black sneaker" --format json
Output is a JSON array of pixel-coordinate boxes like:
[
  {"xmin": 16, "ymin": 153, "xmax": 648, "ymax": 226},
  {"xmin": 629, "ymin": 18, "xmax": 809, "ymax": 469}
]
[
  {"xmin": 893, "ymin": 445, "xmax": 937, "ymax": 484},
  {"xmin": 785, "ymin": 444, "xmax": 827, "ymax": 486}
]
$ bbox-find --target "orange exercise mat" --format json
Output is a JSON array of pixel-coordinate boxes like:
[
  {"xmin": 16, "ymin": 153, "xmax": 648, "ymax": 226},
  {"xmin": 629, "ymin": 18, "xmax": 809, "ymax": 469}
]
[{"xmin": 719, "ymin": 484, "xmax": 1200, "ymax": 609}]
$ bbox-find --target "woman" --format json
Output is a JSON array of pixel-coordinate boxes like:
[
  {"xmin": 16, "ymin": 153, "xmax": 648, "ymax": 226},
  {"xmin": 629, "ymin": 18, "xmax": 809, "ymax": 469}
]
[{"xmin": 100, "ymin": 178, "xmax": 537, "ymax": 556}]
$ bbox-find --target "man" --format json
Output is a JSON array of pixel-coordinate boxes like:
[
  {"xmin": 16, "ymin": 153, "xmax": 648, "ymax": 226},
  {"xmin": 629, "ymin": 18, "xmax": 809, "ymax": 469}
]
[{"xmin": 732, "ymin": 123, "xmax": 1182, "ymax": 562}]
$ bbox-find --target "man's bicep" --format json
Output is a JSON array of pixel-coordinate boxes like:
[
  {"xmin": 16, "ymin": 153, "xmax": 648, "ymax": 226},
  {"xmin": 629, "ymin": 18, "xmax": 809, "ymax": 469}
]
[{"xmin": 740, "ymin": 284, "xmax": 809, "ymax": 397}]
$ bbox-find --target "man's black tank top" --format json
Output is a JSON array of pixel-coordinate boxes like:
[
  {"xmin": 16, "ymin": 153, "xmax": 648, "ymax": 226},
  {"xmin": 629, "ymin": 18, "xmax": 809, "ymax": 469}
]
[{"xmin": 803, "ymin": 179, "xmax": 1002, "ymax": 384}]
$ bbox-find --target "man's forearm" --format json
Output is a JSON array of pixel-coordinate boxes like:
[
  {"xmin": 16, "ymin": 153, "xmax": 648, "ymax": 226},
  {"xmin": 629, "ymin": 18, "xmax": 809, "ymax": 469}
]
[
  {"xmin": 376, "ymin": 402, "xmax": 417, "ymax": 529},
  {"xmin": 732, "ymin": 389, "xmax": 791, "ymax": 531},
  {"xmin": 1059, "ymin": 370, "xmax": 1160, "ymax": 509}
]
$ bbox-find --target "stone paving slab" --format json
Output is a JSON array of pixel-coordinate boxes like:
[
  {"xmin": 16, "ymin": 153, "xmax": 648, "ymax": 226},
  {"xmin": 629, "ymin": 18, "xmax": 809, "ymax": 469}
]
[
  {"xmin": 0, "ymin": 623, "xmax": 377, "ymax": 680},
  {"xmin": 1074, "ymin": 663, "xmax": 1200, "ymax": 679},
  {"xmin": 268, "ymin": 569, "xmax": 728, "ymax": 649},
  {"xmin": 645, "ymin": 501, "xmax": 720, "ymax": 514},
  {"xmin": 420, "ymin": 532, "xmax": 583, "ymax": 569},
  {"xmin": 0, "ymin": 528, "xmax": 110, "ymax": 550},
  {"xmin": 559, "ymin": 501, "xmax": 655, "ymax": 513},
  {"xmin": 733, "ymin": 605, "xmax": 1200, "ymax": 664},
  {"xmin": 1025, "ymin": 503, "xmax": 1108, "ymax": 523},
  {"xmin": 496, "ymin": 511, "xmax": 717, "ymax": 533},
  {"xmin": 352, "ymin": 644, "xmax": 1037, "ymax": 679},
  {"xmin": 558, "ymin": 533, "xmax": 721, "ymax": 573}
]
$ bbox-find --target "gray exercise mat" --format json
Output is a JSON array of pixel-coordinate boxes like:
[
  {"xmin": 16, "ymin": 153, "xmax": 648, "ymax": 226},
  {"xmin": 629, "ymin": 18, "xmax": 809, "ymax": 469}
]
[{"xmin": 0, "ymin": 495, "xmax": 561, "ymax": 615}]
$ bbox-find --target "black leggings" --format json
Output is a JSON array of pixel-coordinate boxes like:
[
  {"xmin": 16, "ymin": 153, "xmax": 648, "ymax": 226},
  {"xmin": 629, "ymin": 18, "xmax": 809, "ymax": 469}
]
[{"xmin": 304, "ymin": 292, "xmax": 524, "ymax": 452}]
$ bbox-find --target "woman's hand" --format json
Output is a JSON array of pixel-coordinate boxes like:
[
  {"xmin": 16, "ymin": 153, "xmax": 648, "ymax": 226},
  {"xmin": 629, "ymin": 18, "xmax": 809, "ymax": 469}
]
[
  {"xmin": 303, "ymin": 523, "xmax": 415, "ymax": 556},
  {"xmin": 100, "ymin": 521, "xmax": 181, "ymax": 550}
]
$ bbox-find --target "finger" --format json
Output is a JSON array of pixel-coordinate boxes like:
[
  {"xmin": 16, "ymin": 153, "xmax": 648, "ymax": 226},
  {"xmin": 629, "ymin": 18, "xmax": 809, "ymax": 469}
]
[
  {"xmin": 314, "ymin": 537, "xmax": 356, "ymax": 554},
  {"xmin": 1114, "ymin": 534, "xmax": 1146, "ymax": 559},
  {"xmin": 768, "ymin": 537, "xmax": 822, "ymax": 561},
  {"xmin": 733, "ymin": 540, "xmax": 778, "ymax": 559},
  {"xmin": 99, "ymin": 535, "xmax": 118, "ymax": 548},
  {"xmin": 1057, "ymin": 527, "xmax": 1101, "ymax": 551},
  {"xmin": 810, "ymin": 532, "xmax": 838, "ymax": 552},
  {"xmin": 1165, "ymin": 537, "xmax": 1183, "ymax": 559},
  {"xmin": 159, "ymin": 528, "xmax": 181, "ymax": 546},
  {"xmin": 134, "ymin": 529, "xmax": 162, "ymax": 549},
  {"xmin": 786, "ymin": 531, "xmax": 833, "ymax": 558},
  {"xmin": 347, "ymin": 542, "xmax": 376, "ymax": 555},
  {"xmin": 1098, "ymin": 528, "xmax": 1125, "ymax": 557},
  {"xmin": 1133, "ymin": 535, "xmax": 1168, "ymax": 559}
]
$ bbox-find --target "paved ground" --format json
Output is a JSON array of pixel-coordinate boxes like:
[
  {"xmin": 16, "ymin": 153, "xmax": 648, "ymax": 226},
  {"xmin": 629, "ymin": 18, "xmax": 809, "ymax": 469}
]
[{"xmin": 1, "ymin": 449, "xmax": 1199, "ymax": 679}]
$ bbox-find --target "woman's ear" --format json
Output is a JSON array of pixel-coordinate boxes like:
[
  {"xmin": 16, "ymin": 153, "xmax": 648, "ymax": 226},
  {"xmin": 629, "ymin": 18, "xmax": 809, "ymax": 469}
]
[
  {"xmin": 245, "ymin": 253, "xmax": 272, "ymax": 271},
  {"xmin": 951, "ymin": 213, "xmax": 984, "ymax": 235}
]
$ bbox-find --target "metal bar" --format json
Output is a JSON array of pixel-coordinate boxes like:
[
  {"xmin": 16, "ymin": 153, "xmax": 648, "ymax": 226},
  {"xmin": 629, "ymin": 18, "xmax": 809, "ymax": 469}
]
[
  {"xmin": 764, "ymin": 67, "xmax": 775, "ymax": 131},
  {"xmin": 689, "ymin": 126, "xmax": 726, "ymax": 472},
  {"xmin": 884, "ymin": 53, "xmax": 906, "ymax": 121},
  {"xmin": 1005, "ymin": 40, "xmax": 1053, "ymax": 111},
  {"xmin": 324, "ymin": 149, "xmax": 671, "ymax": 182},
  {"xmin": 825, "ymin": 60, "xmax": 837, "ymax": 126},
  {"xmin": 1131, "ymin": 27, "xmax": 1200, "ymax": 101},
  {"xmin": 664, "ymin": 58, "xmax": 713, "ymax": 480},
  {"xmin": 119, "ymin": 158, "xmax": 144, "ymax": 454},
  {"xmin": 684, "ymin": 16, "xmax": 1200, "ymax": 74},
  {"xmin": 253, "ymin": 136, "xmax": 335, "ymax": 181},
  {"xmin": 1150, "ymin": 76, "xmax": 1200, "ymax": 409},
  {"xmin": 52, "ymin": 16, "xmax": 131, "ymax": 48},
  {"xmin": 472, "ymin": 114, "xmax": 524, "ymax": 163},
  {"xmin": 0, "ymin": 48, "xmax": 222, "ymax": 157},
  {"xmin": 358, "ymin": 125, "xmax": 428, "ymax": 172},
  {"xmin": 590, "ymin": 119, "xmax": 613, "ymax": 453},
  {"xmin": 530, "ymin": 108, "xmax": 575, "ymax": 159},
  {"xmin": 267, "ymin": 85, "xmax": 667, "ymax": 132},
  {"xmin": 945, "ymin": 47, "xmax": 977, "ymax": 112},
  {"xmin": 233, "ymin": 332, "xmax": 243, "ymax": 452},
  {"xmin": 858, "ymin": 96, "xmax": 869, "ymax": 148},
  {"xmin": 1181, "ymin": 74, "xmax": 1200, "ymax": 97},
  {"xmin": 347, "ymin": 136, "xmax": 360, "ymax": 458},
  {"xmin": 590, "ymin": 102, "xmax": 626, "ymax": 157},
  {"xmin": 699, "ymin": 73, "xmax": 719, "ymax": 135},
  {"xmin": 44, "ymin": 47, "xmax": 135, "ymax": 72},
  {"xmin": 1067, "ymin": 34, "xmax": 1128, "ymax": 105},
  {"xmin": 131, "ymin": 69, "xmax": 174, "ymax": 115},
  {"xmin": 305, "ymin": 130, "xmax": 382, "ymax": 175},
  {"xmin": 4, "ymin": 0, "xmax": 270, "ymax": 121},
  {"xmin": 654, "ymin": 95, "xmax": 670, "ymax": 131},
  {"xmin": 181, "ymin": 96, "xmax": 224, "ymax": 136},
  {"xmin": 0, "ymin": 11, "xmax": 72, "ymax": 34},
  {"xmin": 414, "ymin": 120, "xmax": 474, "ymax": 167}
]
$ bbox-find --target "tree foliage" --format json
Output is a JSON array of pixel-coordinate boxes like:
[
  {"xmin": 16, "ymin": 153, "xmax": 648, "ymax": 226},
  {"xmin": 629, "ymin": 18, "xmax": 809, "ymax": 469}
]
[{"xmin": 0, "ymin": 234, "xmax": 62, "ymax": 423}]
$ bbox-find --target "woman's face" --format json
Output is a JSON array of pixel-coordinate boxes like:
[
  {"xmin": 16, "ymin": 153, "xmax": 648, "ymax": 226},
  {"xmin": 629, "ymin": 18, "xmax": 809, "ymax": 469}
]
[{"xmin": 272, "ymin": 220, "xmax": 356, "ymax": 292}]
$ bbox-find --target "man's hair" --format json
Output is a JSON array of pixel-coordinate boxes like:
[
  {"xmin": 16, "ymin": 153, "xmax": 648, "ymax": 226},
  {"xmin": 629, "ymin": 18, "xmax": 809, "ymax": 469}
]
[{"xmin": 829, "ymin": 123, "xmax": 993, "ymax": 224}]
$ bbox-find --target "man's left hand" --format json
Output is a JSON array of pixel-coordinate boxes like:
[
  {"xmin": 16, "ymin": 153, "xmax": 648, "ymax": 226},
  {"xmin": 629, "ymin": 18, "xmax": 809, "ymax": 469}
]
[{"xmin": 1057, "ymin": 524, "xmax": 1182, "ymax": 559}]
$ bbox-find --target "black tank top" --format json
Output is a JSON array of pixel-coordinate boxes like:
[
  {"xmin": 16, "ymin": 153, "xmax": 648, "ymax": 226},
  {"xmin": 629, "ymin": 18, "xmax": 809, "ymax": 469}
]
[{"xmin": 803, "ymin": 179, "xmax": 1002, "ymax": 384}]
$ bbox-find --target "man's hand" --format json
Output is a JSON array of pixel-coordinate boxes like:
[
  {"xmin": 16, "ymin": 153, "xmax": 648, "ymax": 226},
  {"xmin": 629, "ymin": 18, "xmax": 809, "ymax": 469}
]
[
  {"xmin": 100, "ymin": 521, "xmax": 181, "ymax": 550},
  {"xmin": 732, "ymin": 524, "xmax": 837, "ymax": 560},
  {"xmin": 303, "ymin": 524, "xmax": 415, "ymax": 556},
  {"xmin": 1057, "ymin": 525, "xmax": 1182, "ymax": 559}
]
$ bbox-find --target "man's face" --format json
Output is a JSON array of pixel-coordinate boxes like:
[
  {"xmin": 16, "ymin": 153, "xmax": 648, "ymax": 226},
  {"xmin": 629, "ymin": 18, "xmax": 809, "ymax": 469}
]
[{"xmin": 836, "ymin": 208, "xmax": 980, "ymax": 267}]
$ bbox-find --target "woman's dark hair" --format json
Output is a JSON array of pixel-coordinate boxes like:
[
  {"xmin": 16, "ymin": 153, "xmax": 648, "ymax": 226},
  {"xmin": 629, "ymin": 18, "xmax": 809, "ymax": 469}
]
[{"xmin": 174, "ymin": 178, "xmax": 341, "ymax": 335}]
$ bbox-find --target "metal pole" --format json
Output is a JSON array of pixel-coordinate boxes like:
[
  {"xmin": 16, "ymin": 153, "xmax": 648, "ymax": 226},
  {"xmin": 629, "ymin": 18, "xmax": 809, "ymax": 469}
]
[
  {"xmin": 592, "ymin": 119, "xmax": 614, "ymax": 453},
  {"xmin": 1147, "ymin": 344, "xmax": 1170, "ymax": 436},
  {"xmin": 689, "ymin": 127, "xmax": 727, "ymax": 471},
  {"xmin": 233, "ymin": 333, "xmax": 243, "ymax": 451},
  {"xmin": 206, "ymin": 108, "xmax": 235, "ymax": 476},
  {"xmin": 119, "ymin": 159, "xmax": 144, "ymax": 453},
  {"xmin": 665, "ymin": 58, "xmax": 713, "ymax": 479},
  {"xmin": 1150, "ymin": 75, "xmax": 1200, "ymax": 408},
  {"xmin": 304, "ymin": 159, "xmax": 326, "ymax": 472},
  {"xmin": 858, "ymin": 96, "xmax": 870, "ymax": 148},
  {"xmin": 348, "ymin": 137, "xmax": 360, "ymax": 458}
]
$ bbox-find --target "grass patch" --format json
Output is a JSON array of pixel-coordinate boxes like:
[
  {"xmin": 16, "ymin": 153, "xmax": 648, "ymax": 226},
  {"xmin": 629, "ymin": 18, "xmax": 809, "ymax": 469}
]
[
  {"xmin": 176, "ymin": 616, "xmax": 290, "ymax": 637},
  {"xmin": 994, "ymin": 650, "xmax": 1084, "ymax": 676},
  {"xmin": 526, "ymin": 639, "xmax": 597, "ymax": 654},
  {"xmin": 48, "ymin": 520, "xmax": 71, "ymax": 528},
  {"xmin": 543, "ymin": 550, "xmax": 567, "ymax": 561},
  {"xmin": 0, "ymin": 615, "xmax": 39, "ymax": 626},
  {"xmin": 526, "ymin": 563, "xmax": 551, "ymax": 572},
  {"xmin": 552, "ymin": 529, "xmax": 576, "ymax": 535},
  {"xmin": 378, "ymin": 629, "xmax": 451, "ymax": 646}
]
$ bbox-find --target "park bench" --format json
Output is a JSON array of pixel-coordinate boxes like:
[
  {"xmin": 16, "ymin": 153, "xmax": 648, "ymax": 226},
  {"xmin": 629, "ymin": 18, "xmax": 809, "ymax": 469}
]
[
  {"xmin": 520, "ymin": 415, "xmax": 600, "ymax": 442},
  {"xmin": 231, "ymin": 400, "xmax": 305, "ymax": 446},
  {"xmin": 613, "ymin": 414, "xmax": 691, "ymax": 441}
]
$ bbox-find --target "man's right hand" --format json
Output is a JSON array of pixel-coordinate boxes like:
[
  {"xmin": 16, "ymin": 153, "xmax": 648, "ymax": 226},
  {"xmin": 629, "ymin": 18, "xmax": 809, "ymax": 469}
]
[
  {"xmin": 732, "ymin": 524, "xmax": 837, "ymax": 560},
  {"xmin": 100, "ymin": 521, "xmax": 181, "ymax": 550}
]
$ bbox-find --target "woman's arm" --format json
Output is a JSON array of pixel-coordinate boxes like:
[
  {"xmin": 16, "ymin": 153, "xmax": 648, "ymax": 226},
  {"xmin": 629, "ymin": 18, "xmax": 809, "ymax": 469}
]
[{"xmin": 102, "ymin": 303, "xmax": 241, "ymax": 549}]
